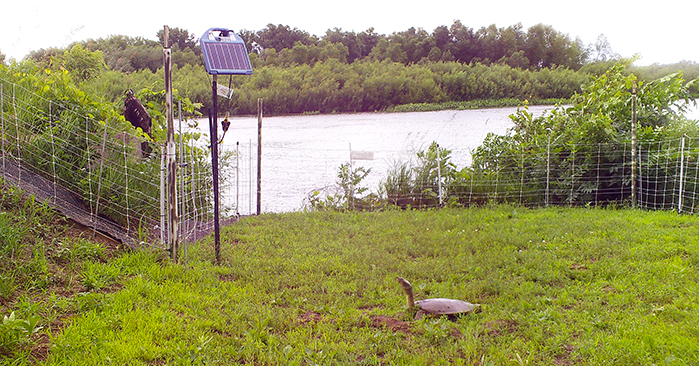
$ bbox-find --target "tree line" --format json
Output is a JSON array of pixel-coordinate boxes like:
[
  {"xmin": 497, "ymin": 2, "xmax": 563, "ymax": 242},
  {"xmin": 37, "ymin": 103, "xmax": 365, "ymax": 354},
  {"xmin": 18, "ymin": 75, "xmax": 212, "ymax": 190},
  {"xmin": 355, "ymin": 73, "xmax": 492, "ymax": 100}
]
[{"xmin": 3, "ymin": 22, "xmax": 697, "ymax": 116}]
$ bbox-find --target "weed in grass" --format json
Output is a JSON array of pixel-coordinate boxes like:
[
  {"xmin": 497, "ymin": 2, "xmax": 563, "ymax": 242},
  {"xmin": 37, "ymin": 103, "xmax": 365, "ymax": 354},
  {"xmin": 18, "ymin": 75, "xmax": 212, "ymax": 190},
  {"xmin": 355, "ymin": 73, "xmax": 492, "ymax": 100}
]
[
  {"xmin": 0, "ymin": 311, "xmax": 42, "ymax": 355},
  {"xmin": 0, "ymin": 274, "xmax": 18, "ymax": 301},
  {"xmin": 0, "ymin": 212, "xmax": 25, "ymax": 260},
  {"xmin": 188, "ymin": 334, "xmax": 213, "ymax": 364}
]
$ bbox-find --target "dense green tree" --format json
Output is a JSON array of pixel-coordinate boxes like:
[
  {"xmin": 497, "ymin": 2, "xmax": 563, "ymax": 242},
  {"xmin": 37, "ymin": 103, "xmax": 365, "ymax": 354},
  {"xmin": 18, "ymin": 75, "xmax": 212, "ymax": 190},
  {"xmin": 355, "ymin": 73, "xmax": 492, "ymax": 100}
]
[
  {"xmin": 74, "ymin": 35, "xmax": 161, "ymax": 72},
  {"xmin": 356, "ymin": 28, "xmax": 382, "ymax": 58},
  {"xmin": 26, "ymin": 47, "xmax": 63, "ymax": 66},
  {"xmin": 476, "ymin": 24, "xmax": 508, "ymax": 63},
  {"xmin": 524, "ymin": 24, "xmax": 586, "ymax": 69},
  {"xmin": 369, "ymin": 38, "xmax": 408, "ymax": 64},
  {"xmin": 432, "ymin": 26, "xmax": 451, "ymax": 50},
  {"xmin": 324, "ymin": 28, "xmax": 362, "ymax": 63},
  {"xmin": 385, "ymin": 27, "xmax": 435, "ymax": 64},
  {"xmin": 448, "ymin": 20, "xmax": 481, "ymax": 64},
  {"xmin": 56, "ymin": 44, "xmax": 107, "ymax": 82},
  {"xmin": 323, "ymin": 28, "xmax": 382, "ymax": 63},
  {"xmin": 238, "ymin": 29, "xmax": 261, "ymax": 54},
  {"xmin": 157, "ymin": 27, "xmax": 199, "ymax": 55},
  {"xmin": 257, "ymin": 24, "xmax": 316, "ymax": 52}
]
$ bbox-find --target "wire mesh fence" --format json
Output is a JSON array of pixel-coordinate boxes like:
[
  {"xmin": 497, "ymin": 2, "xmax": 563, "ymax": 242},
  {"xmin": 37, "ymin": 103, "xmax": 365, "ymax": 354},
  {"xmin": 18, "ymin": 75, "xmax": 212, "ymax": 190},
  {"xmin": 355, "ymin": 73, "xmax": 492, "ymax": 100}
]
[
  {"xmin": 1, "ymin": 76, "xmax": 698, "ymax": 252},
  {"xmin": 0, "ymin": 78, "xmax": 237, "ymax": 249}
]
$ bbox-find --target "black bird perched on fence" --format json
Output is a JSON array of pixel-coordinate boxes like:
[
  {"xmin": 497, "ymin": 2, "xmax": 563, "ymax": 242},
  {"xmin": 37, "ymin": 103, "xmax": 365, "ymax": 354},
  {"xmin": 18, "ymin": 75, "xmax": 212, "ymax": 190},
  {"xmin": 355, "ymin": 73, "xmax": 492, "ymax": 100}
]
[
  {"xmin": 123, "ymin": 89, "xmax": 152, "ymax": 136},
  {"xmin": 123, "ymin": 89, "xmax": 153, "ymax": 157}
]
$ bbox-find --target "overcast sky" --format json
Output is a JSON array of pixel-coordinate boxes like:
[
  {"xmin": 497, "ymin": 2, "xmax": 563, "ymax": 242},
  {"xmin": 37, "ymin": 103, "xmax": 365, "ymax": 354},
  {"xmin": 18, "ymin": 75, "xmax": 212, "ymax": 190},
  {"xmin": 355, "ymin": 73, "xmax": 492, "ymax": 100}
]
[{"xmin": 1, "ymin": 0, "xmax": 696, "ymax": 66}]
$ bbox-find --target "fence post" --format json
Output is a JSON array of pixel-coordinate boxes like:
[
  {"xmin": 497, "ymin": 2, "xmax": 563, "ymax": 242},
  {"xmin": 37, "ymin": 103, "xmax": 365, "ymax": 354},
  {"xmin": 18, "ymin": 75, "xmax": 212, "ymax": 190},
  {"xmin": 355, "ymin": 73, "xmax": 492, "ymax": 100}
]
[
  {"xmin": 1, "ymin": 84, "xmax": 5, "ymax": 178},
  {"xmin": 596, "ymin": 143, "xmax": 601, "ymax": 206},
  {"xmin": 94, "ymin": 118, "xmax": 109, "ymax": 238},
  {"xmin": 437, "ymin": 144, "xmax": 443, "ymax": 206},
  {"xmin": 85, "ymin": 117, "xmax": 94, "ymax": 223},
  {"xmin": 638, "ymin": 143, "xmax": 643, "ymax": 208},
  {"xmin": 249, "ymin": 140, "xmax": 253, "ymax": 214},
  {"xmin": 631, "ymin": 81, "xmax": 637, "ymax": 207},
  {"xmin": 546, "ymin": 130, "xmax": 551, "ymax": 207},
  {"xmin": 164, "ymin": 26, "xmax": 179, "ymax": 261},
  {"xmin": 678, "ymin": 135, "xmax": 686, "ymax": 212},
  {"xmin": 236, "ymin": 141, "xmax": 240, "ymax": 215},
  {"xmin": 48, "ymin": 101, "xmax": 57, "ymax": 204},
  {"xmin": 257, "ymin": 98, "xmax": 263, "ymax": 215},
  {"xmin": 519, "ymin": 148, "xmax": 524, "ymax": 204},
  {"xmin": 160, "ymin": 145, "xmax": 166, "ymax": 248},
  {"xmin": 178, "ymin": 101, "xmax": 187, "ymax": 262},
  {"xmin": 494, "ymin": 157, "xmax": 499, "ymax": 202},
  {"xmin": 570, "ymin": 149, "xmax": 575, "ymax": 207},
  {"xmin": 122, "ymin": 131, "xmax": 130, "ymax": 236},
  {"xmin": 12, "ymin": 85, "xmax": 20, "ymax": 184}
]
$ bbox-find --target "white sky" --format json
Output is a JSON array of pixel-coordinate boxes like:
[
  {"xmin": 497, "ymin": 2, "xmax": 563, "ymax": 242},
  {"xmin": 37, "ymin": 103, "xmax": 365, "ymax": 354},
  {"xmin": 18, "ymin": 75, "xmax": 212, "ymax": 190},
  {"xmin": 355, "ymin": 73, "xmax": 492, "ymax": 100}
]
[{"xmin": 1, "ymin": 0, "xmax": 697, "ymax": 66}]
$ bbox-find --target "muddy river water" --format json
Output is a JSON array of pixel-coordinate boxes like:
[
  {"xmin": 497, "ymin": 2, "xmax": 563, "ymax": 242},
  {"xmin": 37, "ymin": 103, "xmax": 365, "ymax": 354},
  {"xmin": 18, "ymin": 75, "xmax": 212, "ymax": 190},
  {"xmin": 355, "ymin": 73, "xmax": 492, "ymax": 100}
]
[{"xmin": 199, "ymin": 104, "xmax": 699, "ymax": 214}]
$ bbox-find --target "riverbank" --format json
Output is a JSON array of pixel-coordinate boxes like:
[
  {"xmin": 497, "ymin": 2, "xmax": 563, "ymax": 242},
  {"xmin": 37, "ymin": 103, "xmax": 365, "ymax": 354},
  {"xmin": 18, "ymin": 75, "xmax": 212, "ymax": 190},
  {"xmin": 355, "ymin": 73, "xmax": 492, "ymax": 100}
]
[{"xmin": 385, "ymin": 97, "xmax": 569, "ymax": 113}]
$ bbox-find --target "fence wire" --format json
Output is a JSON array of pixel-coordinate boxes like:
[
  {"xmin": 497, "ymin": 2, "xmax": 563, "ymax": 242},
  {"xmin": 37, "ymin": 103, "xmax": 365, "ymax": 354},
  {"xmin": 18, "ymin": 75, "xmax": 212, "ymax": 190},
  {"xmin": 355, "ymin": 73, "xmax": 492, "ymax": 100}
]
[{"xmin": 1, "ymin": 77, "xmax": 698, "ymax": 251}]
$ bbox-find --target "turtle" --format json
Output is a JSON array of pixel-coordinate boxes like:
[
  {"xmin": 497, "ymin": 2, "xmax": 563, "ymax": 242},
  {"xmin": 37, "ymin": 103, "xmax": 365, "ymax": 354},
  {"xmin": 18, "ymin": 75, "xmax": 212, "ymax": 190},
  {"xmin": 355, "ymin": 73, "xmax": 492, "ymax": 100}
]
[{"xmin": 396, "ymin": 277, "xmax": 481, "ymax": 320}]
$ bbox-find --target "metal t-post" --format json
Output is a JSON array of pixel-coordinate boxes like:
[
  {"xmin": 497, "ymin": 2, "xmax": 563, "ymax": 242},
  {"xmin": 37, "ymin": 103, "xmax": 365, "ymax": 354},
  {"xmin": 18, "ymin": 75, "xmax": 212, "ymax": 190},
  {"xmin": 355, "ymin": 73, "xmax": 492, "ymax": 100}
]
[
  {"xmin": 164, "ymin": 25, "xmax": 179, "ymax": 261},
  {"xmin": 211, "ymin": 76, "xmax": 221, "ymax": 265},
  {"xmin": 631, "ymin": 81, "xmax": 637, "ymax": 207},
  {"xmin": 257, "ymin": 98, "xmax": 262, "ymax": 215}
]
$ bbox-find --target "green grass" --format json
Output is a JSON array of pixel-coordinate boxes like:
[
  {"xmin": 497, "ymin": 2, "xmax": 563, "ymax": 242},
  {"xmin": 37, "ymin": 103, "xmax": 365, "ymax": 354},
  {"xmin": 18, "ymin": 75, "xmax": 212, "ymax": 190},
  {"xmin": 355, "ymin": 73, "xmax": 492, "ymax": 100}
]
[{"xmin": 2, "ymin": 200, "xmax": 699, "ymax": 364}]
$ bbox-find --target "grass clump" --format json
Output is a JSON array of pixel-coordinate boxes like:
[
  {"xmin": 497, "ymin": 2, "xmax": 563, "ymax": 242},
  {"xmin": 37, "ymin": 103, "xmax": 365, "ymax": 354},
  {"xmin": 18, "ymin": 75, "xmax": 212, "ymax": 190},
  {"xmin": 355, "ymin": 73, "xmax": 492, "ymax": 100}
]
[{"xmin": 2, "ymin": 197, "xmax": 699, "ymax": 364}]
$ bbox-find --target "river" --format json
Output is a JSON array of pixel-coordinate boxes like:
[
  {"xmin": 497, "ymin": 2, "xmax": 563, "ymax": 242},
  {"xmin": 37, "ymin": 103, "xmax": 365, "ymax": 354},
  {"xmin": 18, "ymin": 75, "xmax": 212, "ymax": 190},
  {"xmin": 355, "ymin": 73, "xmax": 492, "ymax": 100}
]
[
  {"xmin": 199, "ymin": 104, "xmax": 699, "ymax": 214},
  {"xmin": 197, "ymin": 105, "xmax": 551, "ymax": 214}
]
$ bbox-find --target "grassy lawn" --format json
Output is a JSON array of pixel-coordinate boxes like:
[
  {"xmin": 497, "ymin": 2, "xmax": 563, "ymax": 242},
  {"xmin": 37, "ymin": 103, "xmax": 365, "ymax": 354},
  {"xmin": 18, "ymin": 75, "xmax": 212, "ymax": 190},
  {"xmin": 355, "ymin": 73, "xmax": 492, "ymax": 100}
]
[{"xmin": 2, "ymin": 199, "xmax": 699, "ymax": 364}]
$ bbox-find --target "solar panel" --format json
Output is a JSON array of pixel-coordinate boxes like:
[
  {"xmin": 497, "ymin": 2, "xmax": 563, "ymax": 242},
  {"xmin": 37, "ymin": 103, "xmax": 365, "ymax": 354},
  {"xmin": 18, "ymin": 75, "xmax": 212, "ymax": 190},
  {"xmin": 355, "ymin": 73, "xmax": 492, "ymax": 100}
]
[{"xmin": 200, "ymin": 28, "xmax": 253, "ymax": 75}]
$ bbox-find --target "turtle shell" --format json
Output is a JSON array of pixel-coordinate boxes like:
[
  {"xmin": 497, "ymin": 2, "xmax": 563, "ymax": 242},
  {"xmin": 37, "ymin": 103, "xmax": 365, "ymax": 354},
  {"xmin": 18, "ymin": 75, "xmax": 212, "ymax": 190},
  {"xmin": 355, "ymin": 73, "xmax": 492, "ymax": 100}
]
[{"xmin": 415, "ymin": 298, "xmax": 479, "ymax": 315}]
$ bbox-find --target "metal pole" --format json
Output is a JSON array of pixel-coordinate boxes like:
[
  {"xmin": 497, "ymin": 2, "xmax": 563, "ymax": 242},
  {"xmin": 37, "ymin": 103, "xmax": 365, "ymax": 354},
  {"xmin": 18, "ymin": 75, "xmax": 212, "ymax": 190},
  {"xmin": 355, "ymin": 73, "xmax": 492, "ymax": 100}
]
[
  {"xmin": 570, "ymin": 150, "xmax": 575, "ymax": 207},
  {"xmin": 249, "ymin": 140, "xmax": 253, "ymax": 215},
  {"xmin": 350, "ymin": 143, "xmax": 354, "ymax": 211},
  {"xmin": 211, "ymin": 77, "xmax": 221, "ymax": 265},
  {"xmin": 678, "ymin": 135, "xmax": 686, "ymax": 212},
  {"xmin": 178, "ymin": 101, "xmax": 187, "ymax": 262},
  {"xmin": 12, "ymin": 85, "xmax": 20, "ymax": 184},
  {"xmin": 256, "ymin": 98, "xmax": 263, "ymax": 215},
  {"xmin": 236, "ymin": 141, "xmax": 240, "ymax": 216},
  {"xmin": 2, "ymin": 84, "xmax": 5, "ymax": 178},
  {"xmin": 546, "ymin": 131, "xmax": 550, "ymax": 207},
  {"xmin": 164, "ymin": 25, "xmax": 179, "ymax": 261},
  {"xmin": 436, "ymin": 144, "xmax": 443, "ymax": 206},
  {"xmin": 160, "ymin": 145, "xmax": 166, "ymax": 248},
  {"xmin": 631, "ymin": 80, "xmax": 637, "ymax": 207},
  {"xmin": 49, "ymin": 101, "xmax": 57, "ymax": 204}
]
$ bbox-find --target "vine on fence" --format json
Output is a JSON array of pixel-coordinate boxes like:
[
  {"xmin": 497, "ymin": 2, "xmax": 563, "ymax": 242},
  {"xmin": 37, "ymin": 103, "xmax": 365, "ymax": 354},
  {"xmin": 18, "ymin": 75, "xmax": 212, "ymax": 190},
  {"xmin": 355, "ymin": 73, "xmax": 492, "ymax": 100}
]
[{"xmin": 0, "ymin": 62, "xmax": 216, "ymax": 243}]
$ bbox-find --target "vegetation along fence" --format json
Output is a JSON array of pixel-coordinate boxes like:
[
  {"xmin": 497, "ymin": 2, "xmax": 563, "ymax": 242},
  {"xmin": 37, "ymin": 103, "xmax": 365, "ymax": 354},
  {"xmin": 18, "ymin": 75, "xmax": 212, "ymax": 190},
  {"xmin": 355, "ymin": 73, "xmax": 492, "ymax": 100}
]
[
  {"xmin": 0, "ymin": 78, "xmax": 254, "ymax": 250},
  {"xmin": 424, "ymin": 137, "xmax": 699, "ymax": 212}
]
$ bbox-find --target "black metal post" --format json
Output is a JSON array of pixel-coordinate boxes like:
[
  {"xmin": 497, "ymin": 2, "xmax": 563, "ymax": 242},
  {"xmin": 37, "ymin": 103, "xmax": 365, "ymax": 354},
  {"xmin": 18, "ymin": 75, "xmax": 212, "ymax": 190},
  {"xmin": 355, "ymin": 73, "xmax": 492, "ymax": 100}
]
[{"xmin": 211, "ymin": 76, "xmax": 221, "ymax": 265}]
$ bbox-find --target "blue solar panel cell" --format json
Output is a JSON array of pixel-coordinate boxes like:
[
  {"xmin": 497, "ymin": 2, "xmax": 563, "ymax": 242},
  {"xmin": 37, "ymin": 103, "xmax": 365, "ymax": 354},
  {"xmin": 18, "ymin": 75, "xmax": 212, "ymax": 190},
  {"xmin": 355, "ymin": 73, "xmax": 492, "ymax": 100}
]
[{"xmin": 205, "ymin": 43, "xmax": 252, "ymax": 72}]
